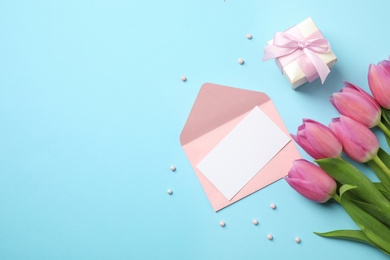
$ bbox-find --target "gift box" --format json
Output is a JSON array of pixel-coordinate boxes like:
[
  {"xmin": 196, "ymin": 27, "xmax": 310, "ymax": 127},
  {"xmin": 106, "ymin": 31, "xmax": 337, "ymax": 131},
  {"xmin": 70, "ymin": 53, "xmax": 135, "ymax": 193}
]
[{"xmin": 263, "ymin": 17, "xmax": 337, "ymax": 89}]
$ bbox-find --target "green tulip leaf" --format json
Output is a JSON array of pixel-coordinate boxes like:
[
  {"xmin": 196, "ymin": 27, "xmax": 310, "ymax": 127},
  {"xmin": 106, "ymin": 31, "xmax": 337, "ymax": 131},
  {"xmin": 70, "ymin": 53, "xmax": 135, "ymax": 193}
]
[
  {"xmin": 381, "ymin": 108, "xmax": 390, "ymax": 125},
  {"xmin": 373, "ymin": 182, "xmax": 390, "ymax": 201},
  {"xmin": 315, "ymin": 230, "xmax": 390, "ymax": 255},
  {"xmin": 367, "ymin": 148, "xmax": 390, "ymax": 192},
  {"xmin": 381, "ymin": 109, "xmax": 390, "ymax": 149},
  {"xmin": 382, "ymin": 116, "xmax": 390, "ymax": 127},
  {"xmin": 339, "ymin": 184, "xmax": 390, "ymax": 253},
  {"xmin": 316, "ymin": 158, "xmax": 390, "ymax": 210},
  {"xmin": 367, "ymin": 160, "xmax": 390, "ymax": 193},
  {"xmin": 351, "ymin": 199, "xmax": 390, "ymax": 228},
  {"xmin": 383, "ymin": 124, "xmax": 390, "ymax": 149},
  {"xmin": 339, "ymin": 184, "xmax": 357, "ymax": 196}
]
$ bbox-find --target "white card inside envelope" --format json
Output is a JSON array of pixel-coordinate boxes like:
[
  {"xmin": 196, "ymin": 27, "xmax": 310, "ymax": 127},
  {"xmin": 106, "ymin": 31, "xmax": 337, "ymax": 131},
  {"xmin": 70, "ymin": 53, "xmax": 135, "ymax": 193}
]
[{"xmin": 196, "ymin": 106, "xmax": 291, "ymax": 200}]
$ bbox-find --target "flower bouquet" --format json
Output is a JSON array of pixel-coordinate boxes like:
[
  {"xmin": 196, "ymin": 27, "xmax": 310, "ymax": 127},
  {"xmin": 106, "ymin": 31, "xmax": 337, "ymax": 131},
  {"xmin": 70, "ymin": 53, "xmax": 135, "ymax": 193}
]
[{"xmin": 285, "ymin": 57, "xmax": 390, "ymax": 255}]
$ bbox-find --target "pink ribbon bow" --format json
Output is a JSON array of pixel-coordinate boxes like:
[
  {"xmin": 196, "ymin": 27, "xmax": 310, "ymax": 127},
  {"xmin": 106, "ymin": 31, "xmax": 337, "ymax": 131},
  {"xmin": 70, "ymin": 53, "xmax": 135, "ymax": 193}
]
[{"xmin": 263, "ymin": 31, "xmax": 331, "ymax": 84}]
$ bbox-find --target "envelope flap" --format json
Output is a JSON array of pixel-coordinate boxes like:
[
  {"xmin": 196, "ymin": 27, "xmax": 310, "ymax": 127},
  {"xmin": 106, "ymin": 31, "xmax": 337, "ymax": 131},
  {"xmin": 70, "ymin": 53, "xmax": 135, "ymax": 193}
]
[{"xmin": 180, "ymin": 83, "xmax": 271, "ymax": 146}]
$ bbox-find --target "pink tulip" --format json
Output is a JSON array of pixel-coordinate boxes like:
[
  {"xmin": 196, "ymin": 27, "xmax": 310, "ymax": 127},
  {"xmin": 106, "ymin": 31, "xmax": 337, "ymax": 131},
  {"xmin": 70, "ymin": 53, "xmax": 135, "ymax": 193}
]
[
  {"xmin": 284, "ymin": 159, "xmax": 337, "ymax": 203},
  {"xmin": 329, "ymin": 116, "xmax": 379, "ymax": 163},
  {"xmin": 291, "ymin": 119, "xmax": 342, "ymax": 159},
  {"xmin": 368, "ymin": 58, "xmax": 390, "ymax": 109},
  {"xmin": 330, "ymin": 81, "xmax": 381, "ymax": 128}
]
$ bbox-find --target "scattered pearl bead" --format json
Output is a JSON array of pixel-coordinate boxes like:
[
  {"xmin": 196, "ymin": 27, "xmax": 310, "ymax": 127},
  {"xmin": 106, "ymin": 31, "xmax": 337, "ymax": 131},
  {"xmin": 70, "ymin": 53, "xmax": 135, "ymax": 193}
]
[
  {"xmin": 270, "ymin": 203, "xmax": 276, "ymax": 209},
  {"xmin": 238, "ymin": 58, "xmax": 244, "ymax": 65},
  {"xmin": 167, "ymin": 189, "xmax": 173, "ymax": 195},
  {"xmin": 267, "ymin": 234, "xmax": 273, "ymax": 240},
  {"xmin": 220, "ymin": 221, "xmax": 225, "ymax": 227},
  {"xmin": 246, "ymin": 34, "xmax": 252, "ymax": 39},
  {"xmin": 170, "ymin": 166, "xmax": 176, "ymax": 171},
  {"xmin": 252, "ymin": 219, "xmax": 258, "ymax": 225},
  {"xmin": 181, "ymin": 76, "xmax": 186, "ymax": 82},
  {"xmin": 295, "ymin": 237, "xmax": 301, "ymax": 243}
]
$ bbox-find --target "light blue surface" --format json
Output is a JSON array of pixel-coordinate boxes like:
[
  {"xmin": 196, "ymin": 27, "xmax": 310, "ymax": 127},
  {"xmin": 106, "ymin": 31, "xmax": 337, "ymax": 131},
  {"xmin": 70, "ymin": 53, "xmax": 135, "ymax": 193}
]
[{"xmin": 1, "ymin": 1, "xmax": 390, "ymax": 259}]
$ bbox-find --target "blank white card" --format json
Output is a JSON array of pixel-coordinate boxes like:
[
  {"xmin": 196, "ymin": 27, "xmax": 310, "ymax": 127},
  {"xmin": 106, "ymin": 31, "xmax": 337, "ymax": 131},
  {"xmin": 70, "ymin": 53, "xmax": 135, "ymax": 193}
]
[{"xmin": 197, "ymin": 106, "xmax": 290, "ymax": 200}]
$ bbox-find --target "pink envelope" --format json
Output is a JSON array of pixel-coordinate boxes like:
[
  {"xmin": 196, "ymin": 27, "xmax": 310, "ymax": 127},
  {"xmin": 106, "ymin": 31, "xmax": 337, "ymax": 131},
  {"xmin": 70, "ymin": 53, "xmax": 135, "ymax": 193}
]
[{"xmin": 180, "ymin": 83, "xmax": 301, "ymax": 212}]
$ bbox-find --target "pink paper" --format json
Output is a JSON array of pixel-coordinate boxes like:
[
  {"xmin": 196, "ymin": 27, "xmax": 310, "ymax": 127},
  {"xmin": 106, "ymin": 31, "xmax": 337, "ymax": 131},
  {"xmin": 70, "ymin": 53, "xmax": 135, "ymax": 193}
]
[{"xmin": 180, "ymin": 83, "xmax": 301, "ymax": 212}]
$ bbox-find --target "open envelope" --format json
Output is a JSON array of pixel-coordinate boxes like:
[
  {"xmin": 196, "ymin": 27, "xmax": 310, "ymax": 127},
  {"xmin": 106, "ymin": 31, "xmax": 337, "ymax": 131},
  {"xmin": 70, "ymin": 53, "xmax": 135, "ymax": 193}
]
[{"xmin": 180, "ymin": 83, "xmax": 301, "ymax": 212}]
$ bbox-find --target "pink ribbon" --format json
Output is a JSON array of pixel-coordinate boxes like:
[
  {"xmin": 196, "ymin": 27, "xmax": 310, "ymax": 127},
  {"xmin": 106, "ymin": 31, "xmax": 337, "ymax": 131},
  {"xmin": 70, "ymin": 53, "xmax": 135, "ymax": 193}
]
[{"xmin": 263, "ymin": 31, "xmax": 331, "ymax": 84}]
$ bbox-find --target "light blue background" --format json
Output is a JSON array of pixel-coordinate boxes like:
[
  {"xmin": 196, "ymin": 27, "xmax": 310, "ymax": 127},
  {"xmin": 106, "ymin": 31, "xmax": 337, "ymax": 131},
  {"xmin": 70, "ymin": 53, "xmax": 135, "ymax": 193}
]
[{"xmin": 1, "ymin": 1, "xmax": 390, "ymax": 259}]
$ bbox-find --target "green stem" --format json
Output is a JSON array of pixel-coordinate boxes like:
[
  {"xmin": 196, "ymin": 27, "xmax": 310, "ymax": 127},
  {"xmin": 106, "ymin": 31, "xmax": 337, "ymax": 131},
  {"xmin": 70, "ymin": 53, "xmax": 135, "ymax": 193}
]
[
  {"xmin": 373, "ymin": 155, "xmax": 390, "ymax": 179},
  {"xmin": 332, "ymin": 193, "xmax": 341, "ymax": 204},
  {"xmin": 378, "ymin": 121, "xmax": 390, "ymax": 138}
]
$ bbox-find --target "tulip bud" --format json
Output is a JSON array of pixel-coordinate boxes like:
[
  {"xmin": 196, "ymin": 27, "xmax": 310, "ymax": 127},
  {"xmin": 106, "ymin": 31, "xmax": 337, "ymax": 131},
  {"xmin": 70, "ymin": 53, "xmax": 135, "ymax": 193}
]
[
  {"xmin": 368, "ymin": 59, "xmax": 390, "ymax": 109},
  {"xmin": 330, "ymin": 81, "xmax": 381, "ymax": 128},
  {"xmin": 329, "ymin": 116, "xmax": 379, "ymax": 163},
  {"xmin": 291, "ymin": 119, "xmax": 342, "ymax": 159},
  {"xmin": 284, "ymin": 159, "xmax": 337, "ymax": 203}
]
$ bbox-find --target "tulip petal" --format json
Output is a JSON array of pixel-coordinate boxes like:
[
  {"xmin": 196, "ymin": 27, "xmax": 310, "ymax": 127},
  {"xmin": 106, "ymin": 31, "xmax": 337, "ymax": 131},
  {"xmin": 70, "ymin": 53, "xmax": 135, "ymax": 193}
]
[
  {"xmin": 287, "ymin": 162, "xmax": 300, "ymax": 179},
  {"xmin": 330, "ymin": 117, "xmax": 378, "ymax": 163},
  {"xmin": 329, "ymin": 96, "xmax": 338, "ymax": 111},
  {"xmin": 288, "ymin": 159, "xmax": 309, "ymax": 180},
  {"xmin": 304, "ymin": 121, "xmax": 342, "ymax": 158},
  {"xmin": 329, "ymin": 118, "xmax": 366, "ymax": 162},
  {"xmin": 378, "ymin": 60, "xmax": 390, "ymax": 76},
  {"xmin": 292, "ymin": 159, "xmax": 337, "ymax": 195},
  {"xmin": 341, "ymin": 81, "xmax": 359, "ymax": 93},
  {"xmin": 342, "ymin": 81, "xmax": 381, "ymax": 113},
  {"xmin": 284, "ymin": 177, "xmax": 331, "ymax": 203},
  {"xmin": 340, "ymin": 116, "xmax": 379, "ymax": 154},
  {"xmin": 302, "ymin": 118, "xmax": 322, "ymax": 125},
  {"xmin": 290, "ymin": 159, "xmax": 319, "ymax": 175},
  {"xmin": 329, "ymin": 117, "xmax": 340, "ymax": 126},
  {"xmin": 369, "ymin": 64, "xmax": 390, "ymax": 109},
  {"xmin": 333, "ymin": 92, "xmax": 380, "ymax": 128},
  {"xmin": 344, "ymin": 140, "xmax": 371, "ymax": 163},
  {"xmin": 291, "ymin": 133, "xmax": 323, "ymax": 159},
  {"xmin": 353, "ymin": 86, "xmax": 380, "ymax": 110}
]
